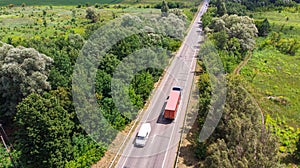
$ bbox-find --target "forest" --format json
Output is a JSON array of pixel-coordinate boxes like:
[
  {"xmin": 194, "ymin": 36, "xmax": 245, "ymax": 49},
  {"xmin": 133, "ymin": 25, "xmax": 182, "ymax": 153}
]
[{"xmin": 0, "ymin": 0, "xmax": 299, "ymax": 167}]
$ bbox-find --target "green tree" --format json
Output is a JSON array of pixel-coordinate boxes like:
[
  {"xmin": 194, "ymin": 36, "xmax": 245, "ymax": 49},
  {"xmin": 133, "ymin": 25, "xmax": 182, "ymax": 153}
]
[
  {"xmin": 15, "ymin": 93, "xmax": 75, "ymax": 168},
  {"xmin": 226, "ymin": 1, "xmax": 246, "ymax": 16},
  {"xmin": 0, "ymin": 144, "xmax": 12, "ymax": 168},
  {"xmin": 216, "ymin": 0, "xmax": 227, "ymax": 16},
  {"xmin": 202, "ymin": 76, "xmax": 282, "ymax": 167},
  {"xmin": 65, "ymin": 135, "xmax": 106, "ymax": 168},
  {"xmin": 207, "ymin": 14, "xmax": 258, "ymax": 53},
  {"xmin": 0, "ymin": 42, "xmax": 53, "ymax": 116},
  {"xmin": 204, "ymin": 139, "xmax": 232, "ymax": 168},
  {"xmin": 212, "ymin": 30, "xmax": 228, "ymax": 50},
  {"xmin": 95, "ymin": 70, "xmax": 112, "ymax": 98},
  {"xmin": 256, "ymin": 18, "xmax": 271, "ymax": 36},
  {"xmin": 132, "ymin": 71, "xmax": 154, "ymax": 101},
  {"xmin": 161, "ymin": 0, "xmax": 169, "ymax": 17},
  {"xmin": 86, "ymin": 7, "xmax": 98, "ymax": 23},
  {"xmin": 276, "ymin": 38, "xmax": 299, "ymax": 56},
  {"xmin": 201, "ymin": 8, "xmax": 215, "ymax": 28}
]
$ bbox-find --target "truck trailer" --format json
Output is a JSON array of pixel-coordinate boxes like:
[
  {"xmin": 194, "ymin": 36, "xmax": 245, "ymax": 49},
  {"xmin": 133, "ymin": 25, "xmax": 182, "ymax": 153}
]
[{"xmin": 164, "ymin": 87, "xmax": 181, "ymax": 120}]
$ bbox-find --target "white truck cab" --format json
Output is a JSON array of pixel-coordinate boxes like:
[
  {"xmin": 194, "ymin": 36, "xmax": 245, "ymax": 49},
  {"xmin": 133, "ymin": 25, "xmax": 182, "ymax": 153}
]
[{"xmin": 135, "ymin": 123, "xmax": 151, "ymax": 147}]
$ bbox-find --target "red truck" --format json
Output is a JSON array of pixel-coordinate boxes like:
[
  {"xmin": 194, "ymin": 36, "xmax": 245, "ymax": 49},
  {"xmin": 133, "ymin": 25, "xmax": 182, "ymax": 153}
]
[{"xmin": 164, "ymin": 86, "xmax": 182, "ymax": 120}]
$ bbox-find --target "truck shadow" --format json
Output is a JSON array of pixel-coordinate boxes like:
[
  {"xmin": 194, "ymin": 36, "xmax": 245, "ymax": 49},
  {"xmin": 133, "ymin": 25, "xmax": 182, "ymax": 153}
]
[{"xmin": 156, "ymin": 101, "xmax": 173, "ymax": 125}]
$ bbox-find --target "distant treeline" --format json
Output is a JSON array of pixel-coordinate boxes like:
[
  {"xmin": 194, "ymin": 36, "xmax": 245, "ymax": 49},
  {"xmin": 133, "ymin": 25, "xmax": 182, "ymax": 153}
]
[{"xmin": 210, "ymin": 0, "xmax": 299, "ymax": 12}]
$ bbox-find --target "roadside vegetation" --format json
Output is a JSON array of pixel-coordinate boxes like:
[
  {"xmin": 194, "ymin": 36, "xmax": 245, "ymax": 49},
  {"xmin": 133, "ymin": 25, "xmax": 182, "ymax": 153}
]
[
  {"xmin": 0, "ymin": 1, "xmax": 197, "ymax": 167},
  {"xmin": 190, "ymin": 0, "xmax": 300, "ymax": 167},
  {"xmin": 1, "ymin": 0, "xmax": 299, "ymax": 167}
]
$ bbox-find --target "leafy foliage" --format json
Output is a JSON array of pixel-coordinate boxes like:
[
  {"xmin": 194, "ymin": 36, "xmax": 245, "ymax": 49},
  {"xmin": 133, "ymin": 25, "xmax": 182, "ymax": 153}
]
[
  {"xmin": 0, "ymin": 0, "xmax": 122, "ymax": 6},
  {"xmin": 15, "ymin": 92, "xmax": 75, "ymax": 168},
  {"xmin": 255, "ymin": 18, "xmax": 271, "ymax": 37},
  {"xmin": 266, "ymin": 114, "xmax": 300, "ymax": 153},
  {"xmin": 225, "ymin": 1, "xmax": 247, "ymax": 16},
  {"xmin": 260, "ymin": 32, "xmax": 300, "ymax": 56},
  {"xmin": 207, "ymin": 14, "xmax": 258, "ymax": 52},
  {"xmin": 200, "ymin": 76, "xmax": 282, "ymax": 167},
  {"xmin": 65, "ymin": 135, "xmax": 106, "ymax": 168},
  {"xmin": 86, "ymin": 7, "xmax": 98, "ymax": 23},
  {"xmin": 210, "ymin": 0, "xmax": 298, "ymax": 12},
  {"xmin": 0, "ymin": 42, "xmax": 53, "ymax": 116},
  {"xmin": 205, "ymin": 14, "xmax": 258, "ymax": 72},
  {"xmin": 0, "ymin": 144, "xmax": 13, "ymax": 168},
  {"xmin": 0, "ymin": 5, "xmax": 188, "ymax": 168},
  {"xmin": 215, "ymin": 0, "xmax": 227, "ymax": 16},
  {"xmin": 201, "ymin": 7, "xmax": 216, "ymax": 29}
]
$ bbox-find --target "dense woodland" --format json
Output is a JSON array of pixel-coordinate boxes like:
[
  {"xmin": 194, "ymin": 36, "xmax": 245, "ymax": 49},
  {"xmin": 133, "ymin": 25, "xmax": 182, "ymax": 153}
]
[{"xmin": 0, "ymin": 0, "xmax": 299, "ymax": 167}]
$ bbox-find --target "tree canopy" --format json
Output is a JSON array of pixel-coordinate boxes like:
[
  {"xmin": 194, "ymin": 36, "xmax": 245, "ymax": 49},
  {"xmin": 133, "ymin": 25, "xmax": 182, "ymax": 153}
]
[
  {"xmin": 86, "ymin": 7, "xmax": 98, "ymax": 23},
  {"xmin": 207, "ymin": 14, "xmax": 258, "ymax": 52},
  {"xmin": 198, "ymin": 75, "xmax": 282, "ymax": 167},
  {"xmin": 15, "ymin": 92, "xmax": 75, "ymax": 168},
  {"xmin": 0, "ymin": 42, "xmax": 53, "ymax": 116},
  {"xmin": 255, "ymin": 18, "xmax": 271, "ymax": 37}
]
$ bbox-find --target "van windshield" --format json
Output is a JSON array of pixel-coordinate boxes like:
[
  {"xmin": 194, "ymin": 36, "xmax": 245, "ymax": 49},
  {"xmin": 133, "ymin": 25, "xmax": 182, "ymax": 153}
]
[{"xmin": 137, "ymin": 136, "xmax": 145, "ymax": 140}]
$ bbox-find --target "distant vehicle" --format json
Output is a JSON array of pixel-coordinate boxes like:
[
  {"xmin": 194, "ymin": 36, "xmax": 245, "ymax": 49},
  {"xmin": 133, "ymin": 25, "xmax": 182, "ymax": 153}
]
[
  {"xmin": 164, "ymin": 86, "xmax": 182, "ymax": 120},
  {"xmin": 135, "ymin": 123, "xmax": 151, "ymax": 147}
]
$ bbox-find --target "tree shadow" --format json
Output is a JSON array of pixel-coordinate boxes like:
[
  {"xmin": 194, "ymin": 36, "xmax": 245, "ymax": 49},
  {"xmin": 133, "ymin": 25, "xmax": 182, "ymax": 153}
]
[
  {"xmin": 178, "ymin": 113, "xmax": 203, "ymax": 167},
  {"xmin": 280, "ymin": 153, "xmax": 299, "ymax": 167}
]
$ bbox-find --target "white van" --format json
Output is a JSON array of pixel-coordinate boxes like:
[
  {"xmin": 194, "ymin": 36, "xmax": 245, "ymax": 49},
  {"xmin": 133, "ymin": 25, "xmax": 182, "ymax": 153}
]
[{"xmin": 135, "ymin": 123, "xmax": 151, "ymax": 147}]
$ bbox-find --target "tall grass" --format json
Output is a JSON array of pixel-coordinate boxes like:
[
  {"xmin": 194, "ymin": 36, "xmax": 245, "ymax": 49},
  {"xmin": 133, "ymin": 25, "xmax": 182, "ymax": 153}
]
[{"xmin": 241, "ymin": 9, "xmax": 300, "ymax": 126}]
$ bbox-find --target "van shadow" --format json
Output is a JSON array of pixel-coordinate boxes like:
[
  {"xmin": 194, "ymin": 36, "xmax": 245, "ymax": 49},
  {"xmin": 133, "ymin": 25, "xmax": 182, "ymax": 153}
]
[{"xmin": 156, "ymin": 101, "xmax": 173, "ymax": 125}]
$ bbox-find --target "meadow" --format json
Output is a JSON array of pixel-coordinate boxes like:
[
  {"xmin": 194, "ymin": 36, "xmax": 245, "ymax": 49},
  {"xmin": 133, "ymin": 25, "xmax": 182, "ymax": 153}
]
[
  {"xmin": 240, "ymin": 9, "xmax": 300, "ymax": 156},
  {"xmin": 241, "ymin": 9, "xmax": 300, "ymax": 127},
  {"xmin": 0, "ymin": 0, "xmax": 122, "ymax": 6},
  {"xmin": 0, "ymin": 5, "xmax": 163, "ymax": 45}
]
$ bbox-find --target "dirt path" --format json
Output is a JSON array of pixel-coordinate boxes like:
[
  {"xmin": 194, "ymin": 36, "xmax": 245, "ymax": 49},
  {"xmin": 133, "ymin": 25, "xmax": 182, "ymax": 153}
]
[
  {"xmin": 233, "ymin": 51, "xmax": 252, "ymax": 75},
  {"xmin": 233, "ymin": 51, "xmax": 265, "ymax": 137}
]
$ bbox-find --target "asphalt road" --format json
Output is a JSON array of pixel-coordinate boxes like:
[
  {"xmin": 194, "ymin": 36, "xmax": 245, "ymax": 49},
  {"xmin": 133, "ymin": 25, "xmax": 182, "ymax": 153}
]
[{"xmin": 115, "ymin": 1, "xmax": 209, "ymax": 167}]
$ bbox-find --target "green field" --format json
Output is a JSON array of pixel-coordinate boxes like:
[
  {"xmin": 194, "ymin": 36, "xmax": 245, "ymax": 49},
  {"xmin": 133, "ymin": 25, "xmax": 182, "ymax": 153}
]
[
  {"xmin": 0, "ymin": 0, "xmax": 122, "ymax": 6},
  {"xmin": 0, "ymin": 0, "xmax": 200, "ymax": 6},
  {"xmin": 0, "ymin": 5, "xmax": 164, "ymax": 44},
  {"xmin": 241, "ymin": 9, "xmax": 300, "ymax": 127}
]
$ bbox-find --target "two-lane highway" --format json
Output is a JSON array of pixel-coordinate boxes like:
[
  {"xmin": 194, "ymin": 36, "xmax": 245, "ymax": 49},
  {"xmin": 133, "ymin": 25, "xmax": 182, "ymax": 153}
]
[{"xmin": 116, "ymin": 1, "xmax": 209, "ymax": 167}]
